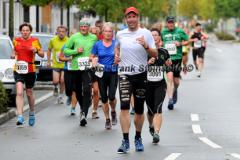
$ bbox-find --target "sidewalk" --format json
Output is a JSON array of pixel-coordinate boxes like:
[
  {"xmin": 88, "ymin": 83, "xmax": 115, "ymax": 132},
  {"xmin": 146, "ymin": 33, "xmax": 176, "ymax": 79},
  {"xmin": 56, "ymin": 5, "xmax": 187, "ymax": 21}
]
[{"xmin": 0, "ymin": 89, "xmax": 53, "ymax": 125}]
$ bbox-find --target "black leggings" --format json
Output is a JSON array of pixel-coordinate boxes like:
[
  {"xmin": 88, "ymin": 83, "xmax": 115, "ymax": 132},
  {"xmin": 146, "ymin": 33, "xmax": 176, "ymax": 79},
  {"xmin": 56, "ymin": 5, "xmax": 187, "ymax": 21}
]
[
  {"xmin": 146, "ymin": 81, "xmax": 166, "ymax": 115},
  {"xmin": 64, "ymin": 70, "xmax": 75, "ymax": 97},
  {"xmin": 71, "ymin": 70, "xmax": 92, "ymax": 117},
  {"xmin": 98, "ymin": 72, "xmax": 118, "ymax": 103},
  {"xmin": 119, "ymin": 72, "xmax": 147, "ymax": 114}
]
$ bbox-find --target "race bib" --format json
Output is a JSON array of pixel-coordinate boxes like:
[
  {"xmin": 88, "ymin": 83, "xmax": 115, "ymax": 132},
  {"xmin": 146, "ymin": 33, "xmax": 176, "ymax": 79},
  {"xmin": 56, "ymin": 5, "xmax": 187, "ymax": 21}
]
[
  {"xmin": 95, "ymin": 64, "xmax": 104, "ymax": 78},
  {"xmin": 165, "ymin": 43, "xmax": 177, "ymax": 55},
  {"xmin": 56, "ymin": 52, "xmax": 61, "ymax": 63},
  {"xmin": 147, "ymin": 66, "xmax": 163, "ymax": 82},
  {"xmin": 78, "ymin": 57, "xmax": 91, "ymax": 70},
  {"xmin": 67, "ymin": 61, "xmax": 72, "ymax": 70},
  {"xmin": 16, "ymin": 61, "xmax": 28, "ymax": 74},
  {"xmin": 194, "ymin": 40, "xmax": 202, "ymax": 48},
  {"xmin": 41, "ymin": 60, "xmax": 48, "ymax": 67},
  {"xmin": 182, "ymin": 46, "xmax": 188, "ymax": 53}
]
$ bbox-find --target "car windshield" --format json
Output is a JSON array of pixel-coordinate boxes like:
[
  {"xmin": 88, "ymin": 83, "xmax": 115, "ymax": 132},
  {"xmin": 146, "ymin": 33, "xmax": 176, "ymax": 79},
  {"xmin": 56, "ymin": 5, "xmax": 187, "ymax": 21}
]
[
  {"xmin": 0, "ymin": 39, "xmax": 12, "ymax": 59},
  {"xmin": 32, "ymin": 35, "xmax": 52, "ymax": 52}
]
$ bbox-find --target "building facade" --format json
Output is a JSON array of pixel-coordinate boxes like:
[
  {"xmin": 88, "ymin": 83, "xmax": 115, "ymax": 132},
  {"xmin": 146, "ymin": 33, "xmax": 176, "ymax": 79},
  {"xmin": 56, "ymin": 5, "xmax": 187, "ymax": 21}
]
[{"xmin": 0, "ymin": 0, "xmax": 84, "ymax": 36}]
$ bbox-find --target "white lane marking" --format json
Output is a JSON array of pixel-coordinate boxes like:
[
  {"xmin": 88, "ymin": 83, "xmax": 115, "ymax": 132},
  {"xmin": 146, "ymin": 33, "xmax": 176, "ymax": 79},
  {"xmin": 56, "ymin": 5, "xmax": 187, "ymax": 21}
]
[
  {"xmin": 230, "ymin": 153, "xmax": 240, "ymax": 159},
  {"xmin": 192, "ymin": 124, "xmax": 203, "ymax": 134},
  {"xmin": 199, "ymin": 137, "xmax": 222, "ymax": 149},
  {"xmin": 164, "ymin": 153, "xmax": 182, "ymax": 160},
  {"xmin": 23, "ymin": 92, "xmax": 52, "ymax": 112},
  {"xmin": 216, "ymin": 48, "xmax": 223, "ymax": 53},
  {"xmin": 191, "ymin": 114, "xmax": 199, "ymax": 122}
]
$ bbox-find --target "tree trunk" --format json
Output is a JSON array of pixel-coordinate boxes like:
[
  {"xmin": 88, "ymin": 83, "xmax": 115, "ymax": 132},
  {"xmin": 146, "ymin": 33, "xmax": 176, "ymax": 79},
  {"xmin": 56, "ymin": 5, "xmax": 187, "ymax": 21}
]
[
  {"xmin": 23, "ymin": 5, "xmax": 30, "ymax": 22},
  {"xmin": 60, "ymin": 0, "xmax": 63, "ymax": 25},
  {"xmin": 67, "ymin": 6, "xmax": 70, "ymax": 35},
  {"xmin": 36, "ymin": 5, "xmax": 39, "ymax": 32},
  {"xmin": 9, "ymin": 0, "xmax": 14, "ymax": 40},
  {"xmin": 105, "ymin": 7, "xmax": 108, "ymax": 22}
]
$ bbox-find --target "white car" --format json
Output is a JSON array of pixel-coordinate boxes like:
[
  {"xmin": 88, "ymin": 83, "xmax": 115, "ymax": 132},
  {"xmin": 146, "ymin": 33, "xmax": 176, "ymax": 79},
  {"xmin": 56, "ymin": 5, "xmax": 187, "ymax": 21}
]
[
  {"xmin": 31, "ymin": 33, "xmax": 54, "ymax": 81},
  {"xmin": 0, "ymin": 35, "xmax": 16, "ymax": 104}
]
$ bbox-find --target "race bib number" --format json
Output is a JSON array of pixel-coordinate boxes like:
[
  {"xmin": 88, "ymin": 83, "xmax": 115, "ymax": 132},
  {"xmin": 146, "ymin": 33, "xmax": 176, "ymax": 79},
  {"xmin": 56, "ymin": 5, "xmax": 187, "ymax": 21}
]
[
  {"xmin": 165, "ymin": 43, "xmax": 177, "ymax": 55},
  {"xmin": 16, "ymin": 61, "xmax": 28, "ymax": 74},
  {"xmin": 147, "ymin": 66, "xmax": 163, "ymax": 82},
  {"xmin": 78, "ymin": 57, "xmax": 91, "ymax": 70},
  {"xmin": 95, "ymin": 64, "xmax": 104, "ymax": 78},
  {"xmin": 194, "ymin": 40, "xmax": 202, "ymax": 48}
]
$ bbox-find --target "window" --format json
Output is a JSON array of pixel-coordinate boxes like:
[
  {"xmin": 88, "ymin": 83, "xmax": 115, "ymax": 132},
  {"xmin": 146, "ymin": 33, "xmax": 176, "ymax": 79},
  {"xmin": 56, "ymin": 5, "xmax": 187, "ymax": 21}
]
[{"xmin": 0, "ymin": 39, "xmax": 13, "ymax": 59}]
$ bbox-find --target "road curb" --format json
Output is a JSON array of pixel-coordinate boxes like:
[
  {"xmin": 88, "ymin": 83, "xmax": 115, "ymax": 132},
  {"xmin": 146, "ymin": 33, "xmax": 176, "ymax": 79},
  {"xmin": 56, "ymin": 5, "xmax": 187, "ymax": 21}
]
[
  {"xmin": 0, "ymin": 109, "xmax": 16, "ymax": 125},
  {"xmin": 0, "ymin": 92, "xmax": 53, "ymax": 125}
]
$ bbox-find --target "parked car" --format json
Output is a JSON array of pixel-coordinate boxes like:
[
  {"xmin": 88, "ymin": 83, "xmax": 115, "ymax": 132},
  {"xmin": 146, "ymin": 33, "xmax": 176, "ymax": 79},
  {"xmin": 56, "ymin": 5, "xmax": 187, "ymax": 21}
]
[
  {"xmin": 0, "ymin": 35, "xmax": 16, "ymax": 106},
  {"xmin": 31, "ymin": 33, "xmax": 54, "ymax": 81}
]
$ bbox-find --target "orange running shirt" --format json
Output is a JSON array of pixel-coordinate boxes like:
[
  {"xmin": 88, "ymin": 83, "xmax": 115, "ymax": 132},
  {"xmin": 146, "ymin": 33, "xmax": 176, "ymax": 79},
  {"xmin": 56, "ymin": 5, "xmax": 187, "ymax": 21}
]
[{"xmin": 13, "ymin": 37, "xmax": 41, "ymax": 73}]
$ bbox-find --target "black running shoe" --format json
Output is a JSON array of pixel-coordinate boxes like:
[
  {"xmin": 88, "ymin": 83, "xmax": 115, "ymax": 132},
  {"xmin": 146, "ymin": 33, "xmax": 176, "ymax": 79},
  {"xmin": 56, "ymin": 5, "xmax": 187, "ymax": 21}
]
[
  {"xmin": 152, "ymin": 133, "xmax": 160, "ymax": 144},
  {"xmin": 149, "ymin": 126, "xmax": 154, "ymax": 136},
  {"xmin": 80, "ymin": 112, "xmax": 87, "ymax": 127}
]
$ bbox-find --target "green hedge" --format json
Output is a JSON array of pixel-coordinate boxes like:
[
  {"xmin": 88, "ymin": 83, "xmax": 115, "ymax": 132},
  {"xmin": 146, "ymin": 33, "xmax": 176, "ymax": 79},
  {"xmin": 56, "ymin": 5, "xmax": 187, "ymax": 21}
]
[
  {"xmin": 0, "ymin": 81, "xmax": 9, "ymax": 114},
  {"xmin": 215, "ymin": 32, "xmax": 236, "ymax": 40},
  {"xmin": 205, "ymin": 23, "xmax": 216, "ymax": 33}
]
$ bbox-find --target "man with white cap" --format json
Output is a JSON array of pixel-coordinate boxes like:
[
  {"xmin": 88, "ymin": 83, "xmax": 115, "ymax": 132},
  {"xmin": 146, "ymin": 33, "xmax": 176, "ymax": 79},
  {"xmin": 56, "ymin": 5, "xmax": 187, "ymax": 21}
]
[{"xmin": 64, "ymin": 19, "xmax": 98, "ymax": 127}]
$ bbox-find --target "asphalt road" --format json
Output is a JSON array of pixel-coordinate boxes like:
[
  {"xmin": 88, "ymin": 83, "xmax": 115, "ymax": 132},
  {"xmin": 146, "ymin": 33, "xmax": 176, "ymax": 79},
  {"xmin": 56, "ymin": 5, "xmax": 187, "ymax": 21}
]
[{"xmin": 0, "ymin": 40, "xmax": 240, "ymax": 160}]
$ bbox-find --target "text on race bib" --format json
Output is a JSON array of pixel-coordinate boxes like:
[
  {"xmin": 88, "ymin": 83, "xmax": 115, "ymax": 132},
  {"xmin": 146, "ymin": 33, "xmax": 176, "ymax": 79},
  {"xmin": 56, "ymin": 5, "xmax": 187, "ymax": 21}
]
[
  {"xmin": 165, "ymin": 43, "xmax": 177, "ymax": 55},
  {"xmin": 78, "ymin": 57, "xmax": 91, "ymax": 70},
  {"xmin": 147, "ymin": 66, "xmax": 163, "ymax": 82},
  {"xmin": 16, "ymin": 61, "xmax": 28, "ymax": 74}
]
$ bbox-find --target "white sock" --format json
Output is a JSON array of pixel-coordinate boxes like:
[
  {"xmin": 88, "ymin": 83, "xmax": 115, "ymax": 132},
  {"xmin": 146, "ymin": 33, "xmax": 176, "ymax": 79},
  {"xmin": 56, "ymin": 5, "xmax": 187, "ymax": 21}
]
[{"xmin": 29, "ymin": 111, "xmax": 35, "ymax": 116}]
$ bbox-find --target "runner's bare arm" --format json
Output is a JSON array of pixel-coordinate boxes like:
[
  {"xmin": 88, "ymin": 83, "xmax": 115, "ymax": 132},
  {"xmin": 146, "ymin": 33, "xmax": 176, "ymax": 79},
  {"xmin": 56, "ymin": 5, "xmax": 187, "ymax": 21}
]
[
  {"xmin": 59, "ymin": 52, "xmax": 71, "ymax": 62},
  {"xmin": 89, "ymin": 54, "xmax": 98, "ymax": 67},
  {"xmin": 36, "ymin": 48, "xmax": 44, "ymax": 58},
  {"xmin": 145, "ymin": 46, "xmax": 157, "ymax": 58},
  {"xmin": 181, "ymin": 40, "xmax": 189, "ymax": 46},
  {"xmin": 114, "ymin": 46, "xmax": 121, "ymax": 64},
  {"xmin": 11, "ymin": 50, "xmax": 16, "ymax": 59},
  {"xmin": 136, "ymin": 36, "xmax": 157, "ymax": 58},
  {"xmin": 47, "ymin": 48, "xmax": 51, "ymax": 66},
  {"xmin": 201, "ymin": 32, "xmax": 209, "ymax": 41},
  {"xmin": 89, "ymin": 54, "xmax": 97, "ymax": 61}
]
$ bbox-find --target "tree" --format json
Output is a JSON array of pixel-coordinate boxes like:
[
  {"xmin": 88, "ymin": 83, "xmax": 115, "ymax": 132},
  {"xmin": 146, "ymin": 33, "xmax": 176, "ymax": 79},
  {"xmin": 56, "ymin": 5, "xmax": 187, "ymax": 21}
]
[
  {"xmin": 198, "ymin": 0, "xmax": 215, "ymax": 20},
  {"xmin": 136, "ymin": 0, "xmax": 170, "ymax": 22},
  {"xmin": 0, "ymin": 82, "xmax": 9, "ymax": 114},
  {"xmin": 9, "ymin": 0, "xmax": 14, "ymax": 40},
  {"xmin": 78, "ymin": 0, "xmax": 123, "ymax": 22},
  {"xmin": 178, "ymin": 0, "xmax": 200, "ymax": 19},
  {"xmin": 77, "ymin": 0, "xmax": 171, "ymax": 23},
  {"xmin": 21, "ymin": 0, "xmax": 52, "ymax": 6},
  {"xmin": 215, "ymin": 0, "xmax": 240, "ymax": 19}
]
